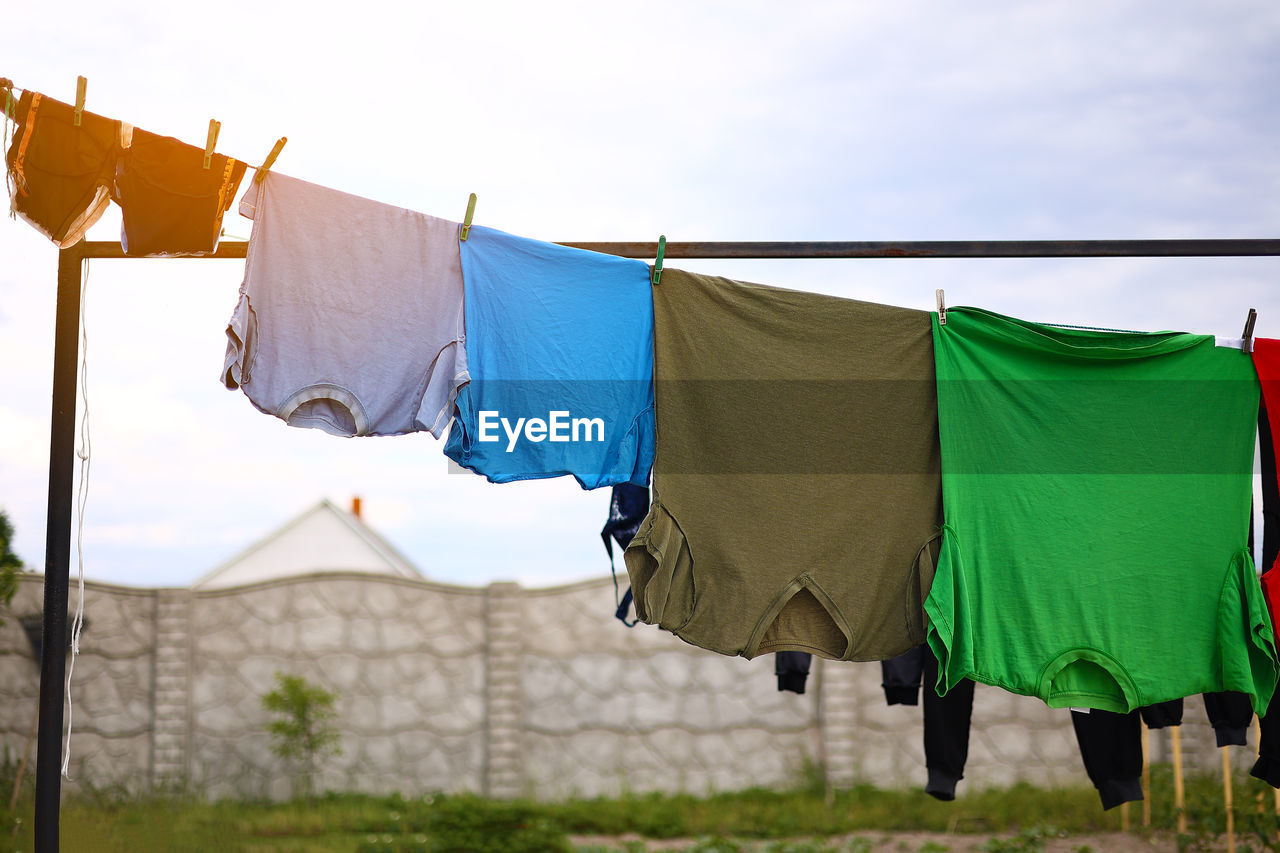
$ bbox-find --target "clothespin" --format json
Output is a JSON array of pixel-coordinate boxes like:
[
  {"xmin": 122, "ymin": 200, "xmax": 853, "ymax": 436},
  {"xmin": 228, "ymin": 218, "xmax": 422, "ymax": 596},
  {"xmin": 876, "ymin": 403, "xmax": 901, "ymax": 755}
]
[
  {"xmin": 1242, "ymin": 308, "xmax": 1258, "ymax": 352},
  {"xmin": 936, "ymin": 289, "xmax": 946, "ymax": 325},
  {"xmin": 202, "ymin": 119, "xmax": 221, "ymax": 170},
  {"xmin": 253, "ymin": 136, "xmax": 288, "ymax": 184},
  {"xmin": 73, "ymin": 75, "xmax": 87, "ymax": 127},
  {"xmin": 460, "ymin": 193, "xmax": 477, "ymax": 241},
  {"xmin": 651, "ymin": 235, "xmax": 666, "ymax": 286},
  {"xmin": 1, "ymin": 78, "xmax": 13, "ymax": 124}
]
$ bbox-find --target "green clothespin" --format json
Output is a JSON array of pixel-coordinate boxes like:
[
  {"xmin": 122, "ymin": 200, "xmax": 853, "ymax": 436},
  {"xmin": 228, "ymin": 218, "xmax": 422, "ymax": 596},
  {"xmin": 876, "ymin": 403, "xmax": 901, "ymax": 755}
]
[
  {"xmin": 461, "ymin": 193, "xmax": 477, "ymax": 241},
  {"xmin": 651, "ymin": 235, "xmax": 666, "ymax": 286}
]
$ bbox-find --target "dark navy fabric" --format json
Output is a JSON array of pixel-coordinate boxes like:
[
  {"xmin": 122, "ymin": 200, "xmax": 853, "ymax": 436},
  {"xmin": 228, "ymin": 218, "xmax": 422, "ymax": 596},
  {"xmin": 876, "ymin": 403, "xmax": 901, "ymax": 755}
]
[
  {"xmin": 881, "ymin": 645, "xmax": 926, "ymax": 706},
  {"xmin": 602, "ymin": 483, "xmax": 650, "ymax": 627},
  {"xmin": 880, "ymin": 645, "xmax": 974, "ymax": 800},
  {"xmin": 1071, "ymin": 709, "xmax": 1144, "ymax": 810},
  {"xmin": 1139, "ymin": 699, "xmax": 1183, "ymax": 729},
  {"xmin": 1203, "ymin": 692, "xmax": 1253, "ymax": 747},
  {"xmin": 775, "ymin": 652, "xmax": 812, "ymax": 694}
]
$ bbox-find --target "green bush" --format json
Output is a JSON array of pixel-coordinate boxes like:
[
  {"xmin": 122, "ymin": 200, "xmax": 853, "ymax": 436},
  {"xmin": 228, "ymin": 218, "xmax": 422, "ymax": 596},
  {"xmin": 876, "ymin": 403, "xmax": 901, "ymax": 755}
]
[
  {"xmin": 423, "ymin": 793, "xmax": 571, "ymax": 853},
  {"xmin": 261, "ymin": 672, "xmax": 342, "ymax": 799},
  {"xmin": 0, "ymin": 509, "xmax": 24, "ymax": 626}
]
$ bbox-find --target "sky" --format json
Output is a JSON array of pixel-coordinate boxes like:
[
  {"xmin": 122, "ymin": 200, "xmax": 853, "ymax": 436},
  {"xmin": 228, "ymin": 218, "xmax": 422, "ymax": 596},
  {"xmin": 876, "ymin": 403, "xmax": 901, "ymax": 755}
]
[{"xmin": 1, "ymin": 1, "xmax": 1279, "ymax": 589}]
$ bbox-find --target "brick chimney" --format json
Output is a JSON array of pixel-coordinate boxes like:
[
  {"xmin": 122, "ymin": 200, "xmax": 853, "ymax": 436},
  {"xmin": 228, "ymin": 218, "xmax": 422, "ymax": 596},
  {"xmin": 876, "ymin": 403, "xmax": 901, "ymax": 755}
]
[{"xmin": 351, "ymin": 496, "xmax": 362, "ymax": 519}]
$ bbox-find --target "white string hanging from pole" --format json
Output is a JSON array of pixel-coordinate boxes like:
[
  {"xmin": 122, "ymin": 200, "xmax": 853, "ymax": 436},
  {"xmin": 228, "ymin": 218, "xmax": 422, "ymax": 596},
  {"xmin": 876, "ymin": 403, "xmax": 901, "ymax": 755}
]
[
  {"xmin": 3, "ymin": 85, "xmax": 16, "ymax": 220},
  {"xmin": 61, "ymin": 257, "xmax": 91, "ymax": 780}
]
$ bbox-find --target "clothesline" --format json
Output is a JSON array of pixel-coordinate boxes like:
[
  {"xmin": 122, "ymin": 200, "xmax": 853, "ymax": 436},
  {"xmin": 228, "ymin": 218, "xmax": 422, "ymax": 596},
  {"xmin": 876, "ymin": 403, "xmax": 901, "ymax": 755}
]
[
  {"xmin": 0, "ymin": 80, "xmax": 287, "ymax": 185},
  {"xmin": 55, "ymin": 236, "xmax": 1280, "ymax": 261}
]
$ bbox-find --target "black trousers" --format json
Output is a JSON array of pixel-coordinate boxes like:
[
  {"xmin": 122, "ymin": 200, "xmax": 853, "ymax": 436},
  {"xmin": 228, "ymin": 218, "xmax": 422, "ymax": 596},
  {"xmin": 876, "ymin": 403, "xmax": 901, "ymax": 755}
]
[{"xmin": 880, "ymin": 645, "xmax": 974, "ymax": 800}]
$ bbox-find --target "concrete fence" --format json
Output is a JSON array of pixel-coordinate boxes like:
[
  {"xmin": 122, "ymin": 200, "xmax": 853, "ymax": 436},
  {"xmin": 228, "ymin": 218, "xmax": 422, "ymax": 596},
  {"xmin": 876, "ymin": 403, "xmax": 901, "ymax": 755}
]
[{"xmin": 0, "ymin": 573, "xmax": 1235, "ymax": 801}]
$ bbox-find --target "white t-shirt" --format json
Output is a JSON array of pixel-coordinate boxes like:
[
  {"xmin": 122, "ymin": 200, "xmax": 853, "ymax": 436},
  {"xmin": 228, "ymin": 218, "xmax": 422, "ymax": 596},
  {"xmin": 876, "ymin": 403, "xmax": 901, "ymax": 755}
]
[{"xmin": 222, "ymin": 172, "xmax": 468, "ymax": 437}]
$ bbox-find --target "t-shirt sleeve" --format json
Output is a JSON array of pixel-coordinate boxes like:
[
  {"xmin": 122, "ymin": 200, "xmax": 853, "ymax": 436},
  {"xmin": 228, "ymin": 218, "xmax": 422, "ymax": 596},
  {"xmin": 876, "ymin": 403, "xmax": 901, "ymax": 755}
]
[
  {"xmin": 1219, "ymin": 547, "xmax": 1280, "ymax": 715},
  {"xmin": 924, "ymin": 525, "xmax": 972, "ymax": 697},
  {"xmin": 237, "ymin": 176, "xmax": 262, "ymax": 220}
]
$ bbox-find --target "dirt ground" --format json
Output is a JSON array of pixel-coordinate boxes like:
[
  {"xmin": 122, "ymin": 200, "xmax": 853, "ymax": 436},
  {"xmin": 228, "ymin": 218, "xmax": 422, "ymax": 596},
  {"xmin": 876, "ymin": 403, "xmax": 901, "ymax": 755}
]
[{"xmin": 570, "ymin": 830, "xmax": 1206, "ymax": 851}]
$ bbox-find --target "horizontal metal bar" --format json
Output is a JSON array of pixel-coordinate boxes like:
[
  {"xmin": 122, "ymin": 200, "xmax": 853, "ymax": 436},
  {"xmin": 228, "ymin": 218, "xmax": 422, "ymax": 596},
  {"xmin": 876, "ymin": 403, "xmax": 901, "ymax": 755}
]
[
  {"xmin": 557, "ymin": 239, "xmax": 1280, "ymax": 259},
  {"xmin": 77, "ymin": 242, "xmax": 249, "ymax": 259},
  {"xmin": 77, "ymin": 238, "xmax": 1280, "ymax": 261}
]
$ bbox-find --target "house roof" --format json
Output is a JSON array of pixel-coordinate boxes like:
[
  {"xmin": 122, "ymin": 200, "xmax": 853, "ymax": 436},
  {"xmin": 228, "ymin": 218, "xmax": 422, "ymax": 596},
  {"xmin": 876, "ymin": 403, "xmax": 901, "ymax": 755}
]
[{"xmin": 191, "ymin": 498, "xmax": 423, "ymax": 588}]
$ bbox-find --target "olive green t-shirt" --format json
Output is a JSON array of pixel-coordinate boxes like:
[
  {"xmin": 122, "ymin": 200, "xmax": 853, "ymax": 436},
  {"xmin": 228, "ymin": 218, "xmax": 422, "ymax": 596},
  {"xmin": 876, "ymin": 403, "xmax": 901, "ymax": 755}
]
[
  {"xmin": 624, "ymin": 268, "xmax": 942, "ymax": 660},
  {"xmin": 926, "ymin": 306, "xmax": 1277, "ymax": 713}
]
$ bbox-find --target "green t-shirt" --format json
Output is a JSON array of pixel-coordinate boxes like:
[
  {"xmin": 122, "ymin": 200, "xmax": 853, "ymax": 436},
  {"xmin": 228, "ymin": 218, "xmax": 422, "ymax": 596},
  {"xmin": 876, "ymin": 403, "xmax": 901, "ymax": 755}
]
[{"xmin": 926, "ymin": 307, "xmax": 1277, "ymax": 713}]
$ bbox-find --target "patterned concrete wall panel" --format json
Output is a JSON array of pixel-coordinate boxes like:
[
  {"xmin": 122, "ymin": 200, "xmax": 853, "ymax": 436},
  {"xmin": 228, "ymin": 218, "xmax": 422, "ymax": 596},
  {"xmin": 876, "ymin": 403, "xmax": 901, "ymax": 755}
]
[
  {"xmin": 963, "ymin": 686, "xmax": 1066, "ymax": 788},
  {"xmin": 190, "ymin": 649, "xmax": 487, "ymax": 799},
  {"xmin": 849, "ymin": 673, "xmax": 927, "ymax": 791},
  {"xmin": 323, "ymin": 729, "xmax": 485, "ymax": 795},
  {"xmin": 521, "ymin": 578, "xmax": 690, "ymax": 656},
  {"xmin": 69, "ymin": 654, "xmax": 154, "ymax": 737},
  {"xmin": 816, "ymin": 658, "xmax": 861, "ymax": 787},
  {"xmin": 61, "ymin": 730, "xmax": 155, "ymax": 794},
  {"xmin": 0, "ymin": 669, "xmax": 38, "ymax": 790},
  {"xmin": 190, "ymin": 575, "xmax": 485, "ymax": 658},
  {"xmin": 517, "ymin": 577, "xmax": 820, "ymax": 800},
  {"xmin": 188, "ymin": 574, "xmax": 489, "ymax": 798},
  {"xmin": 521, "ymin": 650, "xmax": 813, "ymax": 733},
  {"xmin": 68, "ymin": 580, "xmax": 157, "ymax": 658},
  {"xmin": 523, "ymin": 727, "xmax": 821, "ymax": 799},
  {"xmin": 189, "ymin": 727, "xmax": 279, "ymax": 800},
  {"xmin": 0, "ymin": 578, "xmax": 157, "ymax": 794},
  {"xmin": 0, "ymin": 577, "xmax": 44, "ymax": 745},
  {"xmin": 0, "ymin": 581, "xmax": 45, "ymax": 780},
  {"xmin": 0, "ymin": 576, "xmax": 42, "ymax": 654}
]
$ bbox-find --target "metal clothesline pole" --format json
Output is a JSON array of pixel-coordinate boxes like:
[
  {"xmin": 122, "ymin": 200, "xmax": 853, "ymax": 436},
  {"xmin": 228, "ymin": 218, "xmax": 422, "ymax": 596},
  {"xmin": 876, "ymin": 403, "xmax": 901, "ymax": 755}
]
[
  {"xmin": 32, "ymin": 235, "xmax": 1280, "ymax": 851},
  {"xmin": 43, "ymin": 236, "xmax": 1280, "ymax": 261}
]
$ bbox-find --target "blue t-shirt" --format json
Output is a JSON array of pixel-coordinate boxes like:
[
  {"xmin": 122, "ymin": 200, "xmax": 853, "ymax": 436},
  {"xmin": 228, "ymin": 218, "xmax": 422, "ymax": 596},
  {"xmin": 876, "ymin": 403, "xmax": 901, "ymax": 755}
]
[{"xmin": 443, "ymin": 226, "xmax": 655, "ymax": 488}]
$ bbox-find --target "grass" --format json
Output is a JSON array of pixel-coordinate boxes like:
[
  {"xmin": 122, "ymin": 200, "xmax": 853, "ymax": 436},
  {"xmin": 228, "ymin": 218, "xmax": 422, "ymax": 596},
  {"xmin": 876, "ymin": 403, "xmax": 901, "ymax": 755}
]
[{"xmin": 0, "ymin": 764, "xmax": 1271, "ymax": 852}]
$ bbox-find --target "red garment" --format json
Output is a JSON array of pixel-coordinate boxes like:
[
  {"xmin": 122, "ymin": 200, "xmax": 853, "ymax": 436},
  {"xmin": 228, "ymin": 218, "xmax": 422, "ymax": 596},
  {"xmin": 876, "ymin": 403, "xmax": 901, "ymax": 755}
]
[{"xmin": 1252, "ymin": 338, "xmax": 1280, "ymax": 643}]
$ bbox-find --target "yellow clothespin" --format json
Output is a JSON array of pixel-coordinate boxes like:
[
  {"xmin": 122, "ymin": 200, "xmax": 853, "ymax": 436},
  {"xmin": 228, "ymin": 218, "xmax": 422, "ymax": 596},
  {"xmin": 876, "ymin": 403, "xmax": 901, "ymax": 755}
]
[
  {"xmin": 1, "ymin": 78, "xmax": 13, "ymax": 125},
  {"xmin": 203, "ymin": 119, "xmax": 221, "ymax": 170},
  {"xmin": 936, "ymin": 289, "xmax": 946, "ymax": 325},
  {"xmin": 460, "ymin": 193, "xmax": 477, "ymax": 241},
  {"xmin": 73, "ymin": 76, "xmax": 87, "ymax": 127},
  {"xmin": 254, "ymin": 136, "xmax": 288, "ymax": 184},
  {"xmin": 651, "ymin": 235, "xmax": 666, "ymax": 286}
]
